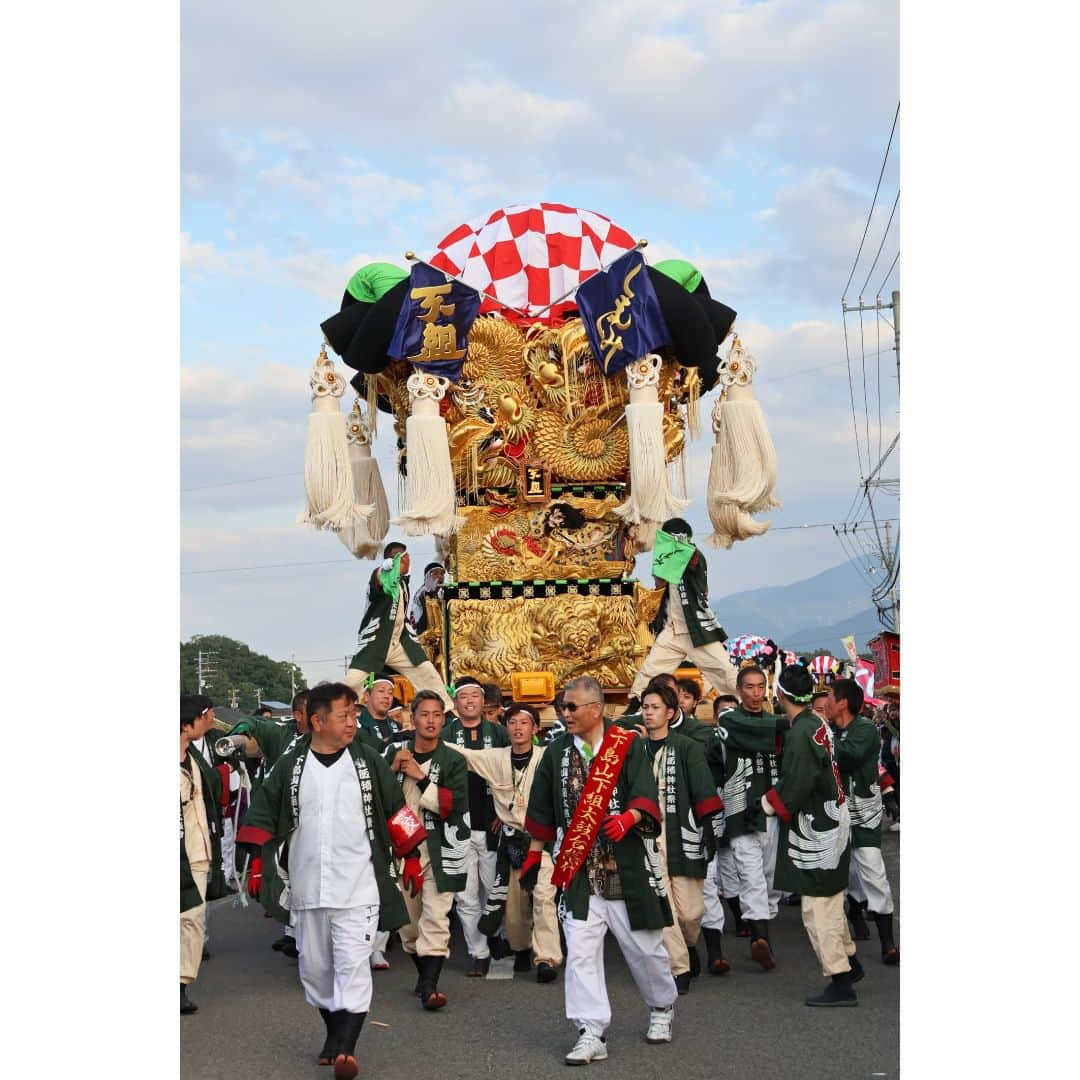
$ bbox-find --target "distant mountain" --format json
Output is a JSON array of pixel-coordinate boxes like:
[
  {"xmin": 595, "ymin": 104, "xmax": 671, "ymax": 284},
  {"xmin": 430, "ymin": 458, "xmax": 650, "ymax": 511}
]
[{"xmin": 713, "ymin": 561, "xmax": 888, "ymax": 652}]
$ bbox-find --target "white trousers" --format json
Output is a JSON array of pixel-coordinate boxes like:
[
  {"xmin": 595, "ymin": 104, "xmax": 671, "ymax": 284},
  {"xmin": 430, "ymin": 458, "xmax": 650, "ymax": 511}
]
[
  {"xmin": 563, "ymin": 895, "xmax": 677, "ymax": 1038},
  {"xmin": 220, "ymin": 816, "xmax": 236, "ymax": 885},
  {"xmin": 730, "ymin": 826, "xmax": 780, "ymax": 921},
  {"xmin": 454, "ymin": 830, "xmax": 499, "ymax": 958},
  {"xmin": 713, "ymin": 846, "xmax": 741, "ymax": 899},
  {"xmin": 848, "ymin": 846, "xmax": 895, "ymax": 915},
  {"xmin": 701, "ymin": 854, "xmax": 725, "ymax": 931},
  {"xmin": 372, "ymin": 930, "xmax": 390, "ymax": 957},
  {"xmin": 630, "ymin": 626, "xmax": 739, "ymax": 698},
  {"xmin": 294, "ymin": 905, "xmax": 378, "ymax": 1013}
]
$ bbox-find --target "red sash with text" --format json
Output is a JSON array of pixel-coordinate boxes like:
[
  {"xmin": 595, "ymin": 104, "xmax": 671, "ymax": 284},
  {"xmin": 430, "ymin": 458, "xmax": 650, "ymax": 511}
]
[{"xmin": 551, "ymin": 725, "xmax": 636, "ymax": 889}]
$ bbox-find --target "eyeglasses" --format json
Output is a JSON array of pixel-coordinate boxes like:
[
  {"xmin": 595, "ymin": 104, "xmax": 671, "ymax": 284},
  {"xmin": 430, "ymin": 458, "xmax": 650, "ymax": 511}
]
[{"xmin": 562, "ymin": 701, "xmax": 601, "ymax": 713}]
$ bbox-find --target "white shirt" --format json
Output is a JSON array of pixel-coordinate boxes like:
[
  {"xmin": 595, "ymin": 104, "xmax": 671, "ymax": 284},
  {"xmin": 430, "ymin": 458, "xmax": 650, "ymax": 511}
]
[
  {"xmin": 665, "ymin": 581, "xmax": 689, "ymax": 635},
  {"xmin": 289, "ymin": 750, "xmax": 380, "ymax": 910}
]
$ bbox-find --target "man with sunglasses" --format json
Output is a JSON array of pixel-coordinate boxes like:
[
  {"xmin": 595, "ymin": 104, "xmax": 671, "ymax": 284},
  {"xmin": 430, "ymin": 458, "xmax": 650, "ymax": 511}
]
[{"xmin": 524, "ymin": 677, "xmax": 677, "ymax": 1066}]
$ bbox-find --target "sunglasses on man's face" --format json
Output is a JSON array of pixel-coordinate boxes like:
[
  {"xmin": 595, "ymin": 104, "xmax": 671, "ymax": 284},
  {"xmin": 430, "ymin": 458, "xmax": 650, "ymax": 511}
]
[{"xmin": 561, "ymin": 700, "xmax": 600, "ymax": 713}]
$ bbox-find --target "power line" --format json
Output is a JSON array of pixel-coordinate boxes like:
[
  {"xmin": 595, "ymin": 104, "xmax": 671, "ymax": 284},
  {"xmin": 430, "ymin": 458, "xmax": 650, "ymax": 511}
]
[
  {"xmin": 842, "ymin": 101, "xmax": 900, "ymax": 301},
  {"xmin": 181, "ymin": 519, "xmax": 901, "ymax": 578},
  {"xmin": 858, "ymin": 189, "xmax": 900, "ymax": 299},
  {"xmin": 182, "ymin": 472, "xmax": 302, "ymax": 493},
  {"xmin": 877, "ymin": 251, "xmax": 900, "ymax": 297}
]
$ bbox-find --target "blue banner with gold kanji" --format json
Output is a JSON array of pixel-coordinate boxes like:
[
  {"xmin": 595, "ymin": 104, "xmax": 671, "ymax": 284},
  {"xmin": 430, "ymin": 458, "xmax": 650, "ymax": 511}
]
[
  {"xmin": 388, "ymin": 263, "xmax": 480, "ymax": 384},
  {"xmin": 575, "ymin": 250, "xmax": 671, "ymax": 377}
]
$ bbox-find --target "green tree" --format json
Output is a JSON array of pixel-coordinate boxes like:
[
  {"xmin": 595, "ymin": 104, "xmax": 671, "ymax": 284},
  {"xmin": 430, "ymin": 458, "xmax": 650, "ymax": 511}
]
[{"xmin": 180, "ymin": 635, "xmax": 306, "ymax": 711}]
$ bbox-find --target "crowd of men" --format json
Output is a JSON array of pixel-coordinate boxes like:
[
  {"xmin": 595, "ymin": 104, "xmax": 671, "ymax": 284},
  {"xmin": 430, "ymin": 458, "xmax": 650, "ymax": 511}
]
[{"xmin": 180, "ymin": 537, "xmax": 899, "ymax": 1078}]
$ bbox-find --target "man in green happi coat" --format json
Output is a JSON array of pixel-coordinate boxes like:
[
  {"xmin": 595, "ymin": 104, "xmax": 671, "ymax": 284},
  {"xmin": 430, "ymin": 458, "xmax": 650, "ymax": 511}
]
[
  {"xmin": 344, "ymin": 542, "xmax": 454, "ymax": 712},
  {"xmin": 525, "ymin": 676, "xmax": 677, "ymax": 1066},
  {"xmin": 707, "ymin": 665, "xmax": 786, "ymax": 969},
  {"xmin": 638, "ymin": 683, "xmax": 726, "ymax": 994},
  {"xmin": 441, "ymin": 675, "xmax": 510, "ymax": 976},
  {"xmin": 384, "ymin": 691, "xmax": 470, "ymax": 1011},
  {"xmin": 761, "ymin": 665, "xmax": 864, "ymax": 1007},
  {"xmin": 628, "ymin": 518, "xmax": 739, "ymax": 701},
  {"xmin": 236, "ymin": 683, "xmax": 427, "ymax": 1077},
  {"xmin": 826, "ymin": 678, "xmax": 899, "ymax": 965}
]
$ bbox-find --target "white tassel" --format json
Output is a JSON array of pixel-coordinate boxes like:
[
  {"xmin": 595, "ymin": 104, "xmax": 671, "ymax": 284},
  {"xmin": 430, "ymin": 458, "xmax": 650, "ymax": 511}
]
[
  {"xmin": 705, "ymin": 337, "xmax": 781, "ymax": 549},
  {"xmin": 334, "ymin": 404, "xmax": 388, "ymax": 559},
  {"xmin": 392, "ymin": 372, "xmax": 463, "ymax": 537},
  {"xmin": 297, "ymin": 347, "xmax": 372, "ymax": 531},
  {"xmin": 615, "ymin": 354, "xmax": 689, "ymax": 526}
]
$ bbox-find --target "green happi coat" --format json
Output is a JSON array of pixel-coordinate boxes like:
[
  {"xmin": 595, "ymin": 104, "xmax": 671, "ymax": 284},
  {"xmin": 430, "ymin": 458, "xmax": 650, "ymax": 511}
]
[
  {"xmin": 525, "ymin": 723, "xmax": 673, "ymax": 930},
  {"xmin": 647, "ymin": 731, "xmax": 725, "ymax": 879},
  {"xmin": 237, "ymin": 738, "xmax": 411, "ymax": 932},
  {"xmin": 226, "ymin": 715, "xmax": 303, "ymax": 771},
  {"xmin": 181, "ymin": 744, "xmax": 227, "ymax": 912},
  {"xmin": 766, "ymin": 709, "xmax": 851, "ymax": 898},
  {"xmin": 649, "ymin": 549, "xmax": 728, "ymax": 647},
  {"xmin": 707, "ymin": 705, "xmax": 781, "ymax": 840},
  {"xmin": 357, "ymin": 705, "xmax": 401, "ymax": 744},
  {"xmin": 443, "ymin": 716, "xmax": 510, "ymax": 852},
  {"xmin": 383, "ymin": 738, "xmax": 471, "ymax": 893},
  {"xmin": 832, "ymin": 715, "xmax": 884, "ymax": 849},
  {"xmin": 350, "ymin": 570, "xmax": 429, "ymax": 674}
]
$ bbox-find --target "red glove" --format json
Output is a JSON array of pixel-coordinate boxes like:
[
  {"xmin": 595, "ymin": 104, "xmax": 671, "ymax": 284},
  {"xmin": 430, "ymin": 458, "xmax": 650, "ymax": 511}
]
[
  {"xmin": 215, "ymin": 764, "xmax": 231, "ymax": 808},
  {"xmin": 519, "ymin": 849, "xmax": 542, "ymax": 893},
  {"xmin": 247, "ymin": 856, "xmax": 263, "ymax": 899},
  {"xmin": 402, "ymin": 855, "xmax": 423, "ymax": 898},
  {"xmin": 601, "ymin": 811, "xmax": 637, "ymax": 842}
]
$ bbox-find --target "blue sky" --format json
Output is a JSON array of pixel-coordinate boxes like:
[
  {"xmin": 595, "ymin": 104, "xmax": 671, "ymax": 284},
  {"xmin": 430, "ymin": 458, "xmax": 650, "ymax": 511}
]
[{"xmin": 180, "ymin": 0, "xmax": 900, "ymax": 684}]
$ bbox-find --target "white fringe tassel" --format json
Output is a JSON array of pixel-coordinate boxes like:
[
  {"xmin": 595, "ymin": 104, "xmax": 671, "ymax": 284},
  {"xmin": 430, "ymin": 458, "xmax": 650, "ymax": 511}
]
[
  {"xmin": 335, "ymin": 440, "xmax": 388, "ymax": 558},
  {"xmin": 705, "ymin": 382, "xmax": 781, "ymax": 549},
  {"xmin": 297, "ymin": 393, "xmax": 371, "ymax": 531},
  {"xmin": 392, "ymin": 392, "xmax": 463, "ymax": 537},
  {"xmin": 615, "ymin": 397, "xmax": 690, "ymax": 526}
]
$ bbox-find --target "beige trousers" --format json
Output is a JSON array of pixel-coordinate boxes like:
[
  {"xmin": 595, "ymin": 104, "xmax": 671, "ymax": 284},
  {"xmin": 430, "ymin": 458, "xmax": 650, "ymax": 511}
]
[
  {"xmin": 398, "ymin": 843, "xmax": 455, "ymax": 957},
  {"xmin": 180, "ymin": 869, "xmax": 208, "ymax": 984},
  {"xmin": 630, "ymin": 625, "xmax": 739, "ymax": 698},
  {"xmin": 347, "ymin": 636, "xmax": 455, "ymax": 713},
  {"xmin": 505, "ymin": 851, "xmax": 562, "ymax": 967},
  {"xmin": 801, "ymin": 892, "xmax": 856, "ymax": 976},
  {"xmin": 660, "ymin": 872, "xmax": 704, "ymax": 976}
]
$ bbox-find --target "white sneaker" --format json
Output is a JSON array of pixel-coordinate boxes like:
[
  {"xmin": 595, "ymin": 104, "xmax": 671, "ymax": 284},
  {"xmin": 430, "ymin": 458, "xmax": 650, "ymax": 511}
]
[
  {"xmin": 565, "ymin": 1031, "xmax": 608, "ymax": 1065},
  {"xmin": 645, "ymin": 1005, "xmax": 674, "ymax": 1044}
]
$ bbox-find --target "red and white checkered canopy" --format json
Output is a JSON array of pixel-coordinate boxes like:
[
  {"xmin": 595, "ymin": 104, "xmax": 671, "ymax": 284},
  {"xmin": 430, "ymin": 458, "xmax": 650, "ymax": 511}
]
[{"xmin": 428, "ymin": 202, "xmax": 637, "ymax": 321}]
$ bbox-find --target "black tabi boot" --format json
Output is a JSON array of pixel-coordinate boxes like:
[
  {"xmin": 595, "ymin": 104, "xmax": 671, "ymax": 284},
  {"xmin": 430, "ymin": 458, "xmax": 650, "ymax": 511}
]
[
  {"xmin": 688, "ymin": 940, "xmax": 701, "ymax": 977},
  {"xmin": 467, "ymin": 954, "xmax": 491, "ymax": 977},
  {"xmin": 674, "ymin": 971, "xmax": 692, "ymax": 995},
  {"xmin": 848, "ymin": 954, "xmax": 865, "ymax": 984},
  {"xmin": 418, "ymin": 955, "xmax": 448, "ymax": 1010},
  {"xmin": 317, "ymin": 1008, "xmax": 335, "ymax": 1065},
  {"xmin": 872, "ymin": 912, "xmax": 900, "ymax": 964},
  {"xmin": 702, "ymin": 927, "xmax": 731, "ymax": 975},
  {"xmin": 726, "ymin": 896, "xmax": 750, "ymax": 938},
  {"xmin": 487, "ymin": 934, "xmax": 512, "ymax": 961},
  {"xmin": 410, "ymin": 951, "xmax": 424, "ymax": 997},
  {"xmin": 514, "ymin": 949, "xmax": 533, "ymax": 973},
  {"xmin": 180, "ymin": 984, "xmax": 198, "ymax": 1015},
  {"xmin": 805, "ymin": 970, "xmax": 858, "ymax": 1007},
  {"xmin": 747, "ymin": 919, "xmax": 776, "ymax": 970},
  {"xmin": 331, "ymin": 1012, "xmax": 366, "ymax": 1080},
  {"xmin": 846, "ymin": 896, "xmax": 872, "ymax": 940}
]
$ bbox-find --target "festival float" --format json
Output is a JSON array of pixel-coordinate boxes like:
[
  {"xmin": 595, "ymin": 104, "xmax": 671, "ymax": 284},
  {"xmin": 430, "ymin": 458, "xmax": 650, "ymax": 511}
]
[{"xmin": 301, "ymin": 203, "xmax": 780, "ymax": 704}]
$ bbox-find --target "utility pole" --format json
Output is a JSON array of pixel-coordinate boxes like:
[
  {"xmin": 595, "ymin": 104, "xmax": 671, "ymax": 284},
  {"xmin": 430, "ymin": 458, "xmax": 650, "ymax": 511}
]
[
  {"xmin": 197, "ymin": 649, "xmax": 217, "ymax": 694},
  {"xmin": 229, "ymin": 687, "xmax": 239, "ymax": 709},
  {"xmin": 290, "ymin": 655, "xmax": 297, "ymax": 699},
  {"xmin": 255, "ymin": 686, "xmax": 262, "ymax": 709},
  {"xmin": 883, "ymin": 519, "xmax": 899, "ymax": 619}
]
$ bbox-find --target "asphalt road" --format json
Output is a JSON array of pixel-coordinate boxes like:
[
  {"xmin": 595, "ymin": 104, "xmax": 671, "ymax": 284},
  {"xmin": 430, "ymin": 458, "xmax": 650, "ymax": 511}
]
[{"xmin": 181, "ymin": 832, "xmax": 899, "ymax": 1080}]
